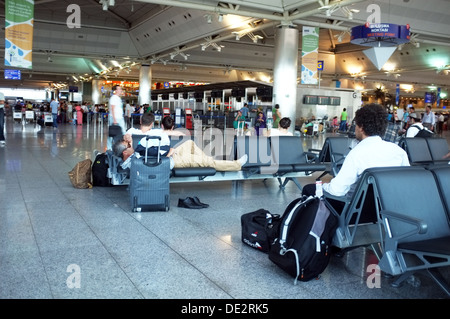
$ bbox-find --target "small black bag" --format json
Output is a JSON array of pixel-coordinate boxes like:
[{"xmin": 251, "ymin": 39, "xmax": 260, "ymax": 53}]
[
  {"xmin": 241, "ymin": 209, "xmax": 281, "ymax": 253},
  {"xmin": 92, "ymin": 153, "xmax": 111, "ymax": 187},
  {"xmin": 108, "ymin": 124, "xmax": 123, "ymax": 138}
]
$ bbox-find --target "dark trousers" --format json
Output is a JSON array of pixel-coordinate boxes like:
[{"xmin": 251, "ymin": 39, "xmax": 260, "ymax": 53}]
[
  {"xmin": 0, "ymin": 108, "xmax": 5, "ymax": 141},
  {"xmin": 302, "ymin": 183, "xmax": 345, "ymax": 214}
]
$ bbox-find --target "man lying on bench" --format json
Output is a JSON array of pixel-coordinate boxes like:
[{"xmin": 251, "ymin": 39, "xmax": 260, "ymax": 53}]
[{"xmin": 113, "ymin": 112, "xmax": 248, "ymax": 171}]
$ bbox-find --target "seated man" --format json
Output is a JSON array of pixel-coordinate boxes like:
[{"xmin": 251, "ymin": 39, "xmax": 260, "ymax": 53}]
[
  {"xmin": 406, "ymin": 112, "xmax": 433, "ymax": 137},
  {"xmin": 114, "ymin": 112, "xmax": 247, "ymax": 171},
  {"xmin": 302, "ymin": 103, "xmax": 410, "ymax": 198},
  {"xmin": 266, "ymin": 117, "xmax": 293, "ymax": 136},
  {"xmin": 161, "ymin": 116, "xmax": 188, "ymax": 136}
]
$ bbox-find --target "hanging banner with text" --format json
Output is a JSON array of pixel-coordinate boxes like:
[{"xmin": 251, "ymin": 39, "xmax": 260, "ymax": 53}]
[
  {"xmin": 301, "ymin": 26, "xmax": 319, "ymax": 85},
  {"xmin": 5, "ymin": 0, "xmax": 34, "ymax": 69}
]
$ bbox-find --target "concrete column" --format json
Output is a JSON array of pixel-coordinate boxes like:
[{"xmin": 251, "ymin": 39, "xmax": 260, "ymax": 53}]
[
  {"xmin": 91, "ymin": 79, "xmax": 102, "ymax": 105},
  {"xmin": 272, "ymin": 25, "xmax": 299, "ymax": 134},
  {"xmin": 139, "ymin": 64, "xmax": 152, "ymax": 106}
]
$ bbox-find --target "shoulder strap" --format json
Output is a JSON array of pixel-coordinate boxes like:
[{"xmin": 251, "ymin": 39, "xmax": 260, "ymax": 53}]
[{"xmin": 279, "ymin": 196, "xmax": 315, "ymax": 248}]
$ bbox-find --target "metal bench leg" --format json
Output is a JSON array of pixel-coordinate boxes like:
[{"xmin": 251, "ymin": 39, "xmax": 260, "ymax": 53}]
[
  {"xmin": 426, "ymin": 268, "xmax": 450, "ymax": 296},
  {"xmin": 278, "ymin": 177, "xmax": 302, "ymax": 191}
]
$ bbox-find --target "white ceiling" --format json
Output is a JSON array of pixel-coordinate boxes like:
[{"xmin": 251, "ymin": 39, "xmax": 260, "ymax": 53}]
[{"xmin": 1, "ymin": 0, "xmax": 449, "ymax": 98}]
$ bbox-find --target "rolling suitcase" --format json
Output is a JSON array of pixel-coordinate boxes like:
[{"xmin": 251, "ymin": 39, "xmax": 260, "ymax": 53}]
[{"xmin": 129, "ymin": 136, "xmax": 170, "ymax": 212}]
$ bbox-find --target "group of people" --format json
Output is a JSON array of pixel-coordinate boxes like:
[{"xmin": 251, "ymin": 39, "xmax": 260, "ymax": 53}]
[
  {"xmin": 112, "ymin": 112, "xmax": 248, "ymax": 172},
  {"xmin": 105, "ymin": 86, "xmax": 447, "ymax": 204},
  {"xmin": 401, "ymin": 104, "xmax": 448, "ymax": 136},
  {"xmin": 108, "ymin": 88, "xmax": 299, "ymax": 172},
  {"xmin": 234, "ymin": 103, "xmax": 284, "ymax": 136},
  {"xmin": 303, "ymin": 103, "xmax": 450, "ymax": 199}
]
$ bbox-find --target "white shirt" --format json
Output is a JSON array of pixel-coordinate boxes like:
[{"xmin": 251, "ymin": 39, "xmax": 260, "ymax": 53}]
[
  {"xmin": 109, "ymin": 94, "xmax": 123, "ymax": 121},
  {"xmin": 125, "ymin": 103, "xmax": 133, "ymax": 117},
  {"xmin": 50, "ymin": 100, "xmax": 59, "ymax": 114},
  {"xmin": 323, "ymin": 136, "xmax": 410, "ymax": 196},
  {"xmin": 422, "ymin": 111, "xmax": 435, "ymax": 126},
  {"xmin": 269, "ymin": 129, "xmax": 293, "ymax": 136},
  {"xmin": 406, "ymin": 123, "xmax": 424, "ymax": 137},
  {"xmin": 126, "ymin": 127, "xmax": 170, "ymax": 152}
]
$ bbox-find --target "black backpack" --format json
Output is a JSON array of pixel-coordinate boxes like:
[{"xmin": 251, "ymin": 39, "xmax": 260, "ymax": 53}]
[
  {"xmin": 411, "ymin": 124, "xmax": 434, "ymax": 138},
  {"xmin": 241, "ymin": 209, "xmax": 281, "ymax": 253},
  {"xmin": 92, "ymin": 153, "xmax": 111, "ymax": 187},
  {"xmin": 269, "ymin": 195, "xmax": 338, "ymax": 284}
]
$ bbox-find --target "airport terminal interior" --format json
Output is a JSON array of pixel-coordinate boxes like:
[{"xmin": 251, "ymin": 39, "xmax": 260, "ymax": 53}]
[
  {"xmin": 1, "ymin": 116, "xmax": 449, "ymax": 300},
  {"xmin": 1, "ymin": 0, "xmax": 450, "ymax": 303}
]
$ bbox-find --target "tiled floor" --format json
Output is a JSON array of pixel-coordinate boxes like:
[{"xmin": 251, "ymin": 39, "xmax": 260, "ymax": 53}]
[{"xmin": 1, "ymin": 116, "xmax": 449, "ymax": 300}]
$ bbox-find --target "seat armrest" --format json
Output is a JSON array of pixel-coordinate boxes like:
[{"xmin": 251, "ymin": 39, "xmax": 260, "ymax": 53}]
[
  {"xmin": 323, "ymin": 190, "xmax": 351, "ymax": 204},
  {"xmin": 304, "ymin": 151, "xmax": 320, "ymax": 163},
  {"xmin": 380, "ymin": 209, "xmax": 428, "ymax": 239}
]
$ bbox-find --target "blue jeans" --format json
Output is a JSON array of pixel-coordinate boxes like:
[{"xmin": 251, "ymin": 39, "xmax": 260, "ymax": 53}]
[
  {"xmin": 339, "ymin": 120, "xmax": 347, "ymax": 131},
  {"xmin": 52, "ymin": 113, "xmax": 58, "ymax": 128},
  {"xmin": 0, "ymin": 108, "xmax": 5, "ymax": 141}
]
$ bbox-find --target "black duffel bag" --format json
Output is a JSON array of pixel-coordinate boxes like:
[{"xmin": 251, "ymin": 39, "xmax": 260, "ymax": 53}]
[{"xmin": 241, "ymin": 209, "xmax": 281, "ymax": 253}]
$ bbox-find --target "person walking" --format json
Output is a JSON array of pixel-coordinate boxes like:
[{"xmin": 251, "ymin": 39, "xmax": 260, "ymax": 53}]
[
  {"xmin": 108, "ymin": 85, "xmax": 125, "ymax": 134},
  {"xmin": 0, "ymin": 92, "xmax": 6, "ymax": 145},
  {"xmin": 108, "ymin": 85, "xmax": 125, "ymax": 150},
  {"xmin": 422, "ymin": 104, "xmax": 435, "ymax": 132},
  {"xmin": 272, "ymin": 104, "xmax": 281, "ymax": 128},
  {"xmin": 339, "ymin": 108, "xmax": 348, "ymax": 132},
  {"xmin": 50, "ymin": 98, "xmax": 59, "ymax": 128}
]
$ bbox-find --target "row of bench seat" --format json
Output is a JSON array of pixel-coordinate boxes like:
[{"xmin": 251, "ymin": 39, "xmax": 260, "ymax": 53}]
[
  {"xmin": 399, "ymin": 137, "xmax": 450, "ymax": 166},
  {"xmin": 106, "ymin": 135, "xmax": 329, "ymax": 190},
  {"xmin": 324, "ymin": 165, "xmax": 450, "ymax": 296}
]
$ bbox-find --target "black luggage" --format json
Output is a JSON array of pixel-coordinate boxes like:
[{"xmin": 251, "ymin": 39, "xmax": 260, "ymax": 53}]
[
  {"xmin": 241, "ymin": 209, "xmax": 280, "ymax": 253},
  {"xmin": 129, "ymin": 136, "xmax": 170, "ymax": 212},
  {"xmin": 269, "ymin": 195, "xmax": 338, "ymax": 284},
  {"xmin": 92, "ymin": 153, "xmax": 111, "ymax": 187}
]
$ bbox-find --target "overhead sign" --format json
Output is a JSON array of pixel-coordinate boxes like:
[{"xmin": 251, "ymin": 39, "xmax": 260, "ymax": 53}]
[
  {"xmin": 351, "ymin": 23, "xmax": 410, "ymax": 47},
  {"xmin": 5, "ymin": 0, "xmax": 34, "ymax": 69},
  {"xmin": 317, "ymin": 60, "xmax": 324, "ymax": 71}
]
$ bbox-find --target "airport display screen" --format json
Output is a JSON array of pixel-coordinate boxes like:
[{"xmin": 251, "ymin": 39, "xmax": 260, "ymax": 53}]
[{"xmin": 4, "ymin": 69, "xmax": 21, "ymax": 80}]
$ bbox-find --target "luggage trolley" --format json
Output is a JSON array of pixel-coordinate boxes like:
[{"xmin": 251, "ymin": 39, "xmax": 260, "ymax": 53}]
[
  {"xmin": 25, "ymin": 110, "xmax": 35, "ymax": 124},
  {"xmin": 13, "ymin": 110, "xmax": 23, "ymax": 124},
  {"xmin": 44, "ymin": 112, "xmax": 53, "ymax": 126}
]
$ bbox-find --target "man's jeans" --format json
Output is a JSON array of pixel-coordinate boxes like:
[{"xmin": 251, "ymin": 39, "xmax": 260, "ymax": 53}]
[
  {"xmin": 0, "ymin": 108, "xmax": 5, "ymax": 141},
  {"xmin": 52, "ymin": 113, "xmax": 58, "ymax": 128}
]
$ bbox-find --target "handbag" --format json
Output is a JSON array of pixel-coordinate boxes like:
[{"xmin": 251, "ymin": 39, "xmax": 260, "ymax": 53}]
[
  {"xmin": 241, "ymin": 209, "xmax": 281, "ymax": 253},
  {"xmin": 108, "ymin": 124, "xmax": 123, "ymax": 138}
]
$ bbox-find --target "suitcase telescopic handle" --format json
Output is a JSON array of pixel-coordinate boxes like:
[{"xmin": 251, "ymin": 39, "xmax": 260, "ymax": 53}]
[{"xmin": 144, "ymin": 135, "xmax": 162, "ymax": 165}]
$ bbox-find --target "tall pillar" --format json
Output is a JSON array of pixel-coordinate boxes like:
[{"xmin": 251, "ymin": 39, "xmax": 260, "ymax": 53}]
[
  {"xmin": 139, "ymin": 64, "xmax": 152, "ymax": 106},
  {"xmin": 91, "ymin": 79, "xmax": 102, "ymax": 105},
  {"xmin": 272, "ymin": 25, "xmax": 299, "ymax": 134}
]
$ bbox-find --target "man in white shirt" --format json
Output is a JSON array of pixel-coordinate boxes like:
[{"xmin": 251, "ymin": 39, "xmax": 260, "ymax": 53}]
[
  {"xmin": 108, "ymin": 85, "xmax": 125, "ymax": 134},
  {"xmin": 302, "ymin": 103, "xmax": 410, "ymax": 197},
  {"xmin": 50, "ymin": 98, "xmax": 59, "ymax": 128},
  {"xmin": 124, "ymin": 100, "xmax": 133, "ymax": 129},
  {"xmin": 406, "ymin": 113, "xmax": 427, "ymax": 137},
  {"xmin": 0, "ymin": 92, "xmax": 6, "ymax": 145},
  {"xmin": 421, "ymin": 104, "xmax": 435, "ymax": 131},
  {"xmin": 268, "ymin": 117, "xmax": 294, "ymax": 136},
  {"xmin": 108, "ymin": 85, "xmax": 125, "ymax": 149}
]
